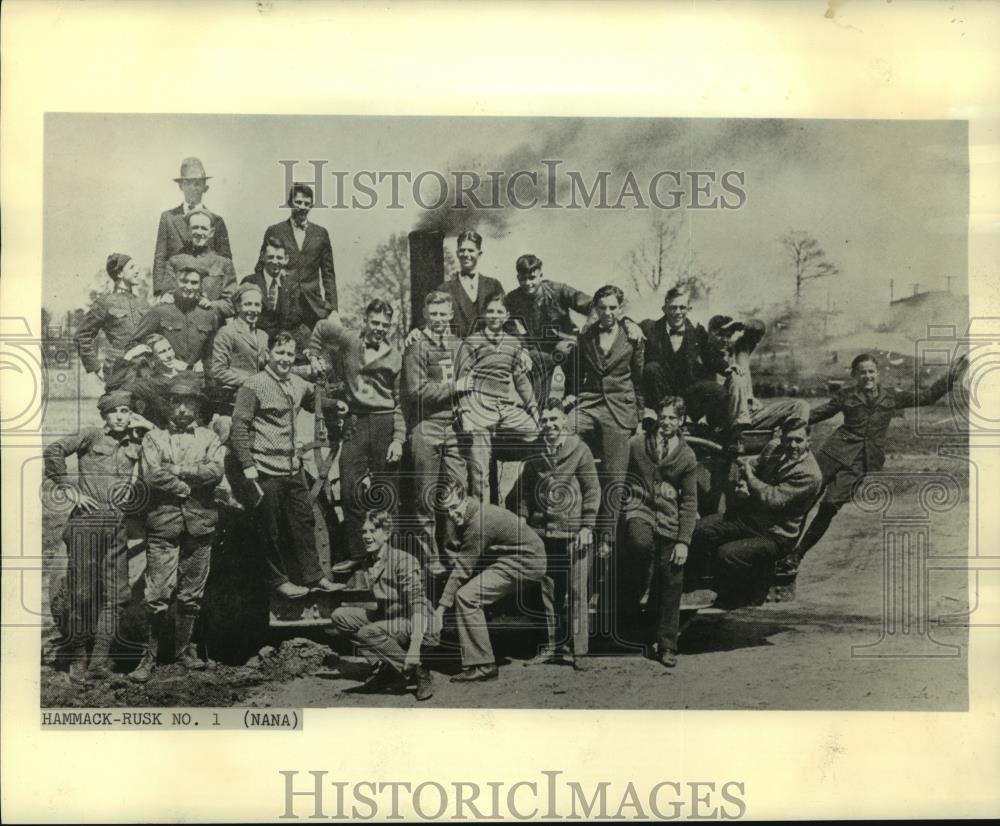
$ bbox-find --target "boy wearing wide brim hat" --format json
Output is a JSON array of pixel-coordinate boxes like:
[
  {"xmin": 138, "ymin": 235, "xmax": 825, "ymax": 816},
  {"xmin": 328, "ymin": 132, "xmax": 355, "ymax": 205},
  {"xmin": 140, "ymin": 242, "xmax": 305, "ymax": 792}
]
[
  {"xmin": 153, "ymin": 156, "xmax": 233, "ymax": 294},
  {"xmin": 43, "ymin": 391, "xmax": 153, "ymax": 685},
  {"xmin": 131, "ymin": 372, "xmax": 224, "ymax": 683}
]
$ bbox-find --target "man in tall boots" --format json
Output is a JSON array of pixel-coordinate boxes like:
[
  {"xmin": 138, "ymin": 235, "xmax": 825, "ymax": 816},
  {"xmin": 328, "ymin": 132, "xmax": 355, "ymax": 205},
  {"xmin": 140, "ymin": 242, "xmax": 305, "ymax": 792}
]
[{"xmin": 131, "ymin": 374, "xmax": 224, "ymax": 683}]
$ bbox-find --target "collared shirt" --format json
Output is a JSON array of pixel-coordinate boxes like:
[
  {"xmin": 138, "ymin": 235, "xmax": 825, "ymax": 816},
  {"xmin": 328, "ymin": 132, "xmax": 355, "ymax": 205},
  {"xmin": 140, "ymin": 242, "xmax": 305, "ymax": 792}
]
[
  {"xmin": 368, "ymin": 546, "xmax": 432, "ymax": 623},
  {"xmin": 130, "ymin": 297, "xmax": 219, "ymax": 369},
  {"xmin": 182, "ymin": 201, "xmax": 201, "ymax": 215},
  {"xmin": 264, "ymin": 271, "xmax": 283, "ymax": 293},
  {"xmin": 458, "ymin": 271, "xmax": 480, "ymax": 302},
  {"xmin": 361, "ymin": 336, "xmax": 389, "ymax": 365},
  {"xmin": 544, "ymin": 434, "xmax": 566, "ymax": 457},
  {"xmin": 209, "ymin": 316, "xmax": 269, "ymax": 388},
  {"xmin": 666, "ymin": 321, "xmax": 685, "ymax": 353},
  {"xmin": 308, "ymin": 317, "xmax": 405, "ymax": 441},
  {"xmin": 141, "ymin": 424, "xmax": 224, "ymax": 537},
  {"xmin": 44, "ymin": 426, "xmax": 142, "ymax": 510},
  {"xmin": 289, "ymin": 217, "xmax": 308, "ymax": 251},
  {"xmin": 74, "ymin": 288, "xmax": 149, "ymax": 376}
]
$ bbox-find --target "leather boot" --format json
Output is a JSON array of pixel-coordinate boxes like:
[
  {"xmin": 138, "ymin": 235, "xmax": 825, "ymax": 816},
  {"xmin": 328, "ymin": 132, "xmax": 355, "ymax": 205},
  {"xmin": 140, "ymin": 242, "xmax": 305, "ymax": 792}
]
[
  {"xmin": 175, "ymin": 615, "xmax": 206, "ymax": 670},
  {"xmin": 88, "ymin": 633, "xmax": 115, "ymax": 679},
  {"xmin": 67, "ymin": 646, "xmax": 91, "ymax": 687},
  {"xmin": 129, "ymin": 615, "xmax": 161, "ymax": 684},
  {"xmin": 414, "ymin": 666, "xmax": 435, "ymax": 701}
]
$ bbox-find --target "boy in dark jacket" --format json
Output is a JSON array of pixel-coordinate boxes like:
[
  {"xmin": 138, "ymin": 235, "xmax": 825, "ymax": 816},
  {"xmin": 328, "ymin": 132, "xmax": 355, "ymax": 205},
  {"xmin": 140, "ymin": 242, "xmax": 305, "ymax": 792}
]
[
  {"xmin": 43, "ymin": 391, "xmax": 151, "ymax": 684},
  {"xmin": 515, "ymin": 398, "xmax": 600, "ymax": 666},
  {"xmin": 623, "ymin": 396, "xmax": 699, "ymax": 667},
  {"xmin": 791, "ymin": 352, "xmax": 967, "ymax": 565}
]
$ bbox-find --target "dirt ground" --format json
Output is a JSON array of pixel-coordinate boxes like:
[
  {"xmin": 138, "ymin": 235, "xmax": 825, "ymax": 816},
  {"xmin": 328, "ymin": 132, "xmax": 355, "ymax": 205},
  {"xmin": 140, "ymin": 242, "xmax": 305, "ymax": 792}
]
[{"xmin": 40, "ymin": 401, "xmax": 970, "ymax": 711}]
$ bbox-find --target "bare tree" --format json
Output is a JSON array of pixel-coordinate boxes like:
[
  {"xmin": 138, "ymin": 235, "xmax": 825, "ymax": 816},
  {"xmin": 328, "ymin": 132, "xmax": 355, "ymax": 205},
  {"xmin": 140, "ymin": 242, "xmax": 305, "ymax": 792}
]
[
  {"xmin": 346, "ymin": 233, "xmax": 457, "ymax": 342},
  {"xmin": 780, "ymin": 230, "xmax": 840, "ymax": 302},
  {"xmin": 622, "ymin": 212, "xmax": 717, "ymax": 305}
]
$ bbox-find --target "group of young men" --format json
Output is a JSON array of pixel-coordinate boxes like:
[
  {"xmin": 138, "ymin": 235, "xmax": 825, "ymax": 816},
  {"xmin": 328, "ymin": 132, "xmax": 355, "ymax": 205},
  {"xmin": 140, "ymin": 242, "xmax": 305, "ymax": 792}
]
[{"xmin": 47, "ymin": 155, "xmax": 965, "ymax": 696}]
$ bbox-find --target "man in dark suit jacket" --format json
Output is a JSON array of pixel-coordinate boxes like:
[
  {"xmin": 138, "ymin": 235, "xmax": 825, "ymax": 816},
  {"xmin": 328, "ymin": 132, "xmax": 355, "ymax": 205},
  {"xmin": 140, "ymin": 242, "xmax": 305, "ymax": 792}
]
[
  {"xmin": 563, "ymin": 285, "xmax": 645, "ymax": 555},
  {"xmin": 153, "ymin": 157, "xmax": 232, "ymax": 292},
  {"xmin": 439, "ymin": 230, "xmax": 505, "ymax": 339},
  {"xmin": 639, "ymin": 286, "xmax": 729, "ymax": 429},
  {"xmin": 254, "ymin": 184, "xmax": 337, "ymax": 328},
  {"xmin": 240, "ymin": 236, "xmax": 310, "ymax": 351}
]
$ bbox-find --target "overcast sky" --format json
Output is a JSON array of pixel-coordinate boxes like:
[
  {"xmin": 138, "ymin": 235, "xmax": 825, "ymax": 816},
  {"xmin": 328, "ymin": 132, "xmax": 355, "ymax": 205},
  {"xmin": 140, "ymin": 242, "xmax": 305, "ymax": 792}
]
[{"xmin": 43, "ymin": 115, "xmax": 967, "ymax": 322}]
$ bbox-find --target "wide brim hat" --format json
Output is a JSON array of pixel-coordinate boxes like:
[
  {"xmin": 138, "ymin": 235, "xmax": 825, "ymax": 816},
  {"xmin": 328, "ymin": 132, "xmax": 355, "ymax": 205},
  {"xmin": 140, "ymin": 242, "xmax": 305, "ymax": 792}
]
[
  {"xmin": 166, "ymin": 372, "xmax": 208, "ymax": 401},
  {"xmin": 173, "ymin": 156, "xmax": 212, "ymax": 182}
]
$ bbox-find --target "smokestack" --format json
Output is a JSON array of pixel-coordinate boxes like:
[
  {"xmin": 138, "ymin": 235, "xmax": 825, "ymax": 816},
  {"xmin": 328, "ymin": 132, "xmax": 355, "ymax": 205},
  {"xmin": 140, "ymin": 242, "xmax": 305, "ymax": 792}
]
[
  {"xmin": 890, "ymin": 278, "xmax": 894, "ymax": 304},
  {"xmin": 913, "ymin": 283, "xmax": 920, "ymax": 297},
  {"xmin": 408, "ymin": 230, "xmax": 446, "ymax": 331}
]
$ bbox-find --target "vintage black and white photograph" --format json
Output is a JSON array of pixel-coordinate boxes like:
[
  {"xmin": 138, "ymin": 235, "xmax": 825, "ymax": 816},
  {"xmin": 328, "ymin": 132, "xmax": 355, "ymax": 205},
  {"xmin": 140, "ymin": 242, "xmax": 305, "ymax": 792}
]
[{"xmin": 34, "ymin": 113, "xmax": 975, "ymax": 711}]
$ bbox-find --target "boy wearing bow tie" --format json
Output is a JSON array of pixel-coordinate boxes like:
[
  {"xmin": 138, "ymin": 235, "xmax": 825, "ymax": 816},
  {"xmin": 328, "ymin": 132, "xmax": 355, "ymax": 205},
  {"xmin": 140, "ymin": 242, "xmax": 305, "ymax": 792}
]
[{"xmin": 307, "ymin": 301, "xmax": 406, "ymax": 572}]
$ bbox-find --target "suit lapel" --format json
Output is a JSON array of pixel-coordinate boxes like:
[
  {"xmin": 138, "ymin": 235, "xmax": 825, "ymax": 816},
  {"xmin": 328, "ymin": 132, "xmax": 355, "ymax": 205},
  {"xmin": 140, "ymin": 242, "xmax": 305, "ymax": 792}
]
[
  {"xmin": 169, "ymin": 209, "xmax": 189, "ymax": 241},
  {"xmin": 583, "ymin": 328, "xmax": 603, "ymax": 373},
  {"xmin": 450, "ymin": 279, "xmax": 475, "ymax": 323},
  {"xmin": 282, "ymin": 220, "xmax": 301, "ymax": 253}
]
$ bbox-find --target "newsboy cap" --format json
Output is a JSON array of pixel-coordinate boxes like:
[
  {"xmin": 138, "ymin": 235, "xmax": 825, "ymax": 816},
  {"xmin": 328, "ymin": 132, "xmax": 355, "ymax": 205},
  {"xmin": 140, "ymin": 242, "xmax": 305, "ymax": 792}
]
[
  {"xmin": 106, "ymin": 253, "xmax": 132, "ymax": 281},
  {"xmin": 174, "ymin": 157, "xmax": 211, "ymax": 182},
  {"xmin": 97, "ymin": 390, "xmax": 133, "ymax": 415},
  {"xmin": 231, "ymin": 282, "xmax": 263, "ymax": 312}
]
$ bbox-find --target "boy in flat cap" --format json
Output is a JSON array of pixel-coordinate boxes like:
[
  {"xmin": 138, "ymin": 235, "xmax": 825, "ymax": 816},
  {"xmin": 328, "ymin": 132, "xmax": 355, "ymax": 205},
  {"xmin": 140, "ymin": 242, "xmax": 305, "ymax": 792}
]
[
  {"xmin": 153, "ymin": 157, "xmax": 232, "ymax": 293},
  {"xmin": 131, "ymin": 373, "xmax": 224, "ymax": 683},
  {"xmin": 74, "ymin": 253, "xmax": 149, "ymax": 386},
  {"xmin": 43, "ymin": 391, "xmax": 153, "ymax": 685}
]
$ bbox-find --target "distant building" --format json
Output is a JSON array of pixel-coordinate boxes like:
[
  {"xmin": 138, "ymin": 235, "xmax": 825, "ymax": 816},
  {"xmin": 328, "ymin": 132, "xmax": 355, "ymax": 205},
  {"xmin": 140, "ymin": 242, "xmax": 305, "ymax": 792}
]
[{"xmin": 887, "ymin": 286, "xmax": 969, "ymax": 343}]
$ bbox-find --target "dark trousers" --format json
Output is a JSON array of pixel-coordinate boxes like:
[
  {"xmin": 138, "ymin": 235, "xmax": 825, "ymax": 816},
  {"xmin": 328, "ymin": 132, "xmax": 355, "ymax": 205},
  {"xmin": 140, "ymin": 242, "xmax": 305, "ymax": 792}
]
[
  {"xmin": 797, "ymin": 502, "xmax": 841, "ymax": 557},
  {"xmin": 60, "ymin": 510, "xmax": 131, "ymax": 651},
  {"xmin": 625, "ymin": 519, "xmax": 685, "ymax": 654},
  {"xmin": 340, "ymin": 411, "xmax": 399, "ymax": 561},
  {"xmin": 255, "ymin": 472, "xmax": 323, "ymax": 588},
  {"xmin": 688, "ymin": 513, "xmax": 784, "ymax": 605},
  {"xmin": 571, "ymin": 403, "xmax": 631, "ymax": 545},
  {"xmin": 539, "ymin": 537, "xmax": 590, "ymax": 655},
  {"xmin": 642, "ymin": 362, "xmax": 729, "ymax": 430}
]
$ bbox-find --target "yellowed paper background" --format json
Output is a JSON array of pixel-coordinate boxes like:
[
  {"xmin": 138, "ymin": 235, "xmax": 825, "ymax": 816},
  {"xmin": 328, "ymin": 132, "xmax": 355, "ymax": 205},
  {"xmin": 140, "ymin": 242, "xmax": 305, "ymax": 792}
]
[{"xmin": 2, "ymin": 0, "xmax": 998, "ymax": 820}]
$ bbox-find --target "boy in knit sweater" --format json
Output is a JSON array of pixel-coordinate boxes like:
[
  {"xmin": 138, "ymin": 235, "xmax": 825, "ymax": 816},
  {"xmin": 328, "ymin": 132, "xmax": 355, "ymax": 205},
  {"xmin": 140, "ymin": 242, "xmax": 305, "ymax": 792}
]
[
  {"xmin": 623, "ymin": 396, "xmax": 699, "ymax": 668},
  {"xmin": 455, "ymin": 293, "xmax": 539, "ymax": 503},
  {"xmin": 515, "ymin": 398, "xmax": 600, "ymax": 667}
]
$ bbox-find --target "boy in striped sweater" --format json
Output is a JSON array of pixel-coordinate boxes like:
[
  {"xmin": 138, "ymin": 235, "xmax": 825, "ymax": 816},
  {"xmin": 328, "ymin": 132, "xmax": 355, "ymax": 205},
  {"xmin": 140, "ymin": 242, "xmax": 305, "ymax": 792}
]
[{"xmin": 230, "ymin": 331, "xmax": 339, "ymax": 598}]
